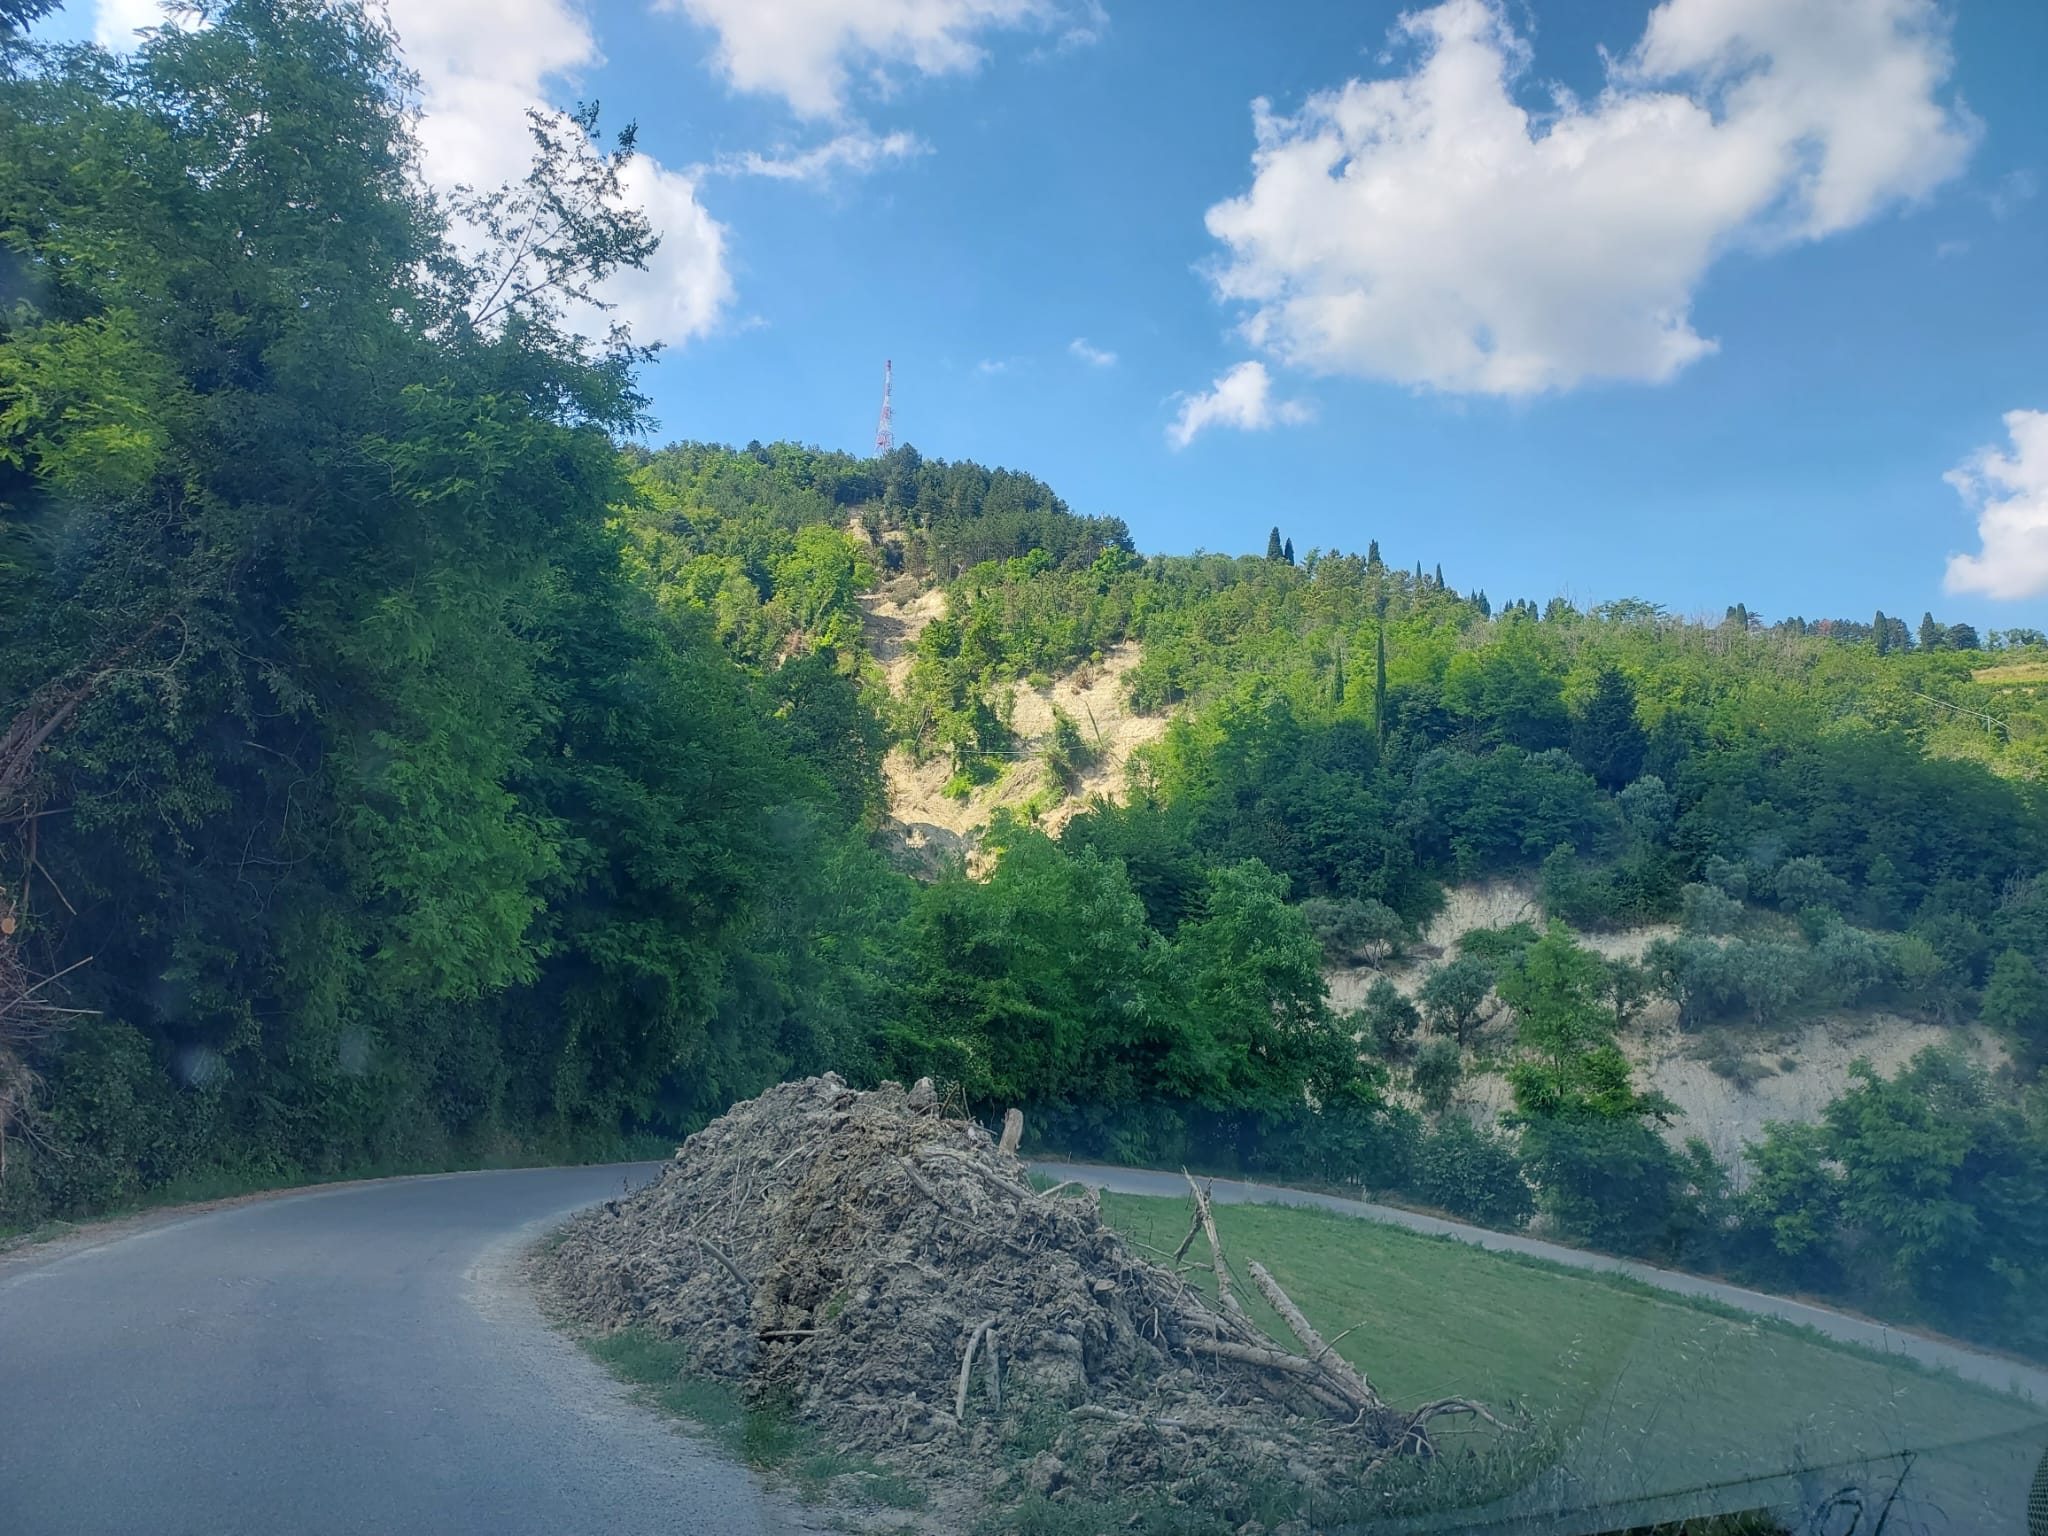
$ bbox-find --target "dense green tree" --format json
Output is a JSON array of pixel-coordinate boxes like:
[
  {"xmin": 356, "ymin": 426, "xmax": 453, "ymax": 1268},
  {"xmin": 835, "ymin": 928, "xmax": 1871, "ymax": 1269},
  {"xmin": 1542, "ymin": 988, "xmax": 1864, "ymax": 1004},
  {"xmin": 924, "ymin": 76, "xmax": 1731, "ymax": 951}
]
[
  {"xmin": 1410, "ymin": 1037, "xmax": 1462, "ymax": 1115},
  {"xmin": 1569, "ymin": 667, "xmax": 1646, "ymax": 790},
  {"xmin": 1418, "ymin": 955, "xmax": 1494, "ymax": 1046},
  {"xmin": 1357, "ymin": 976, "xmax": 1420, "ymax": 1061},
  {"xmin": 1982, "ymin": 949, "xmax": 2048, "ymax": 1077},
  {"xmin": 1266, "ymin": 526, "xmax": 1283, "ymax": 561}
]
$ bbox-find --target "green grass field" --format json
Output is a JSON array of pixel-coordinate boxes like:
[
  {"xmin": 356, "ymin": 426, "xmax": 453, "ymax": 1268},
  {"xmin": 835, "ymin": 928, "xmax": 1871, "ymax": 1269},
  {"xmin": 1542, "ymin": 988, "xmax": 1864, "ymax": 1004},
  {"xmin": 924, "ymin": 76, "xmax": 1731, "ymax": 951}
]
[{"xmin": 1099, "ymin": 1191, "xmax": 2047, "ymax": 1530}]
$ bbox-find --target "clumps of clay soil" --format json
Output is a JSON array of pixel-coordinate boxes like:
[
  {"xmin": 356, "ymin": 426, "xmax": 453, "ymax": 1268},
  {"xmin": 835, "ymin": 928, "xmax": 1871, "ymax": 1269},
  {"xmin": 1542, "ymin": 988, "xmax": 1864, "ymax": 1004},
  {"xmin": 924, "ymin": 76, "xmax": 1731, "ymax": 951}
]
[{"xmin": 538, "ymin": 1076, "xmax": 1509, "ymax": 1522}]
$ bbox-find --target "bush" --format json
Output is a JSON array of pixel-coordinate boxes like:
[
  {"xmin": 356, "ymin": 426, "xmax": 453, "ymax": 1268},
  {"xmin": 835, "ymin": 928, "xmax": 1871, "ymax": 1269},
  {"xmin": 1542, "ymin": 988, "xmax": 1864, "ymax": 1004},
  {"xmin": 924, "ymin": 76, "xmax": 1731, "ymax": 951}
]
[
  {"xmin": 1298, "ymin": 896, "xmax": 1407, "ymax": 968},
  {"xmin": 1408, "ymin": 1117, "xmax": 1533, "ymax": 1230},
  {"xmin": 1679, "ymin": 881, "xmax": 1744, "ymax": 936},
  {"xmin": 1516, "ymin": 1113, "xmax": 1695, "ymax": 1258},
  {"xmin": 1410, "ymin": 1037, "xmax": 1463, "ymax": 1115},
  {"xmin": 1356, "ymin": 978, "xmax": 1421, "ymax": 1062}
]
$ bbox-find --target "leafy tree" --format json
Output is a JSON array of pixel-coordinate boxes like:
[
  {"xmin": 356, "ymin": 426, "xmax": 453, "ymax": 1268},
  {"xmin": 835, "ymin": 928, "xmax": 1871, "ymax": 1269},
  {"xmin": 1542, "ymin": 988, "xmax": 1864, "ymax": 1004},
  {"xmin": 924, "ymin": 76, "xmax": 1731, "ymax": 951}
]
[
  {"xmin": 1418, "ymin": 955, "xmax": 1494, "ymax": 1046},
  {"xmin": 1357, "ymin": 976, "xmax": 1421, "ymax": 1062},
  {"xmin": 1774, "ymin": 855, "xmax": 1852, "ymax": 913},
  {"xmin": 1617, "ymin": 773, "xmax": 1674, "ymax": 843},
  {"xmin": 1982, "ymin": 949, "xmax": 2048, "ymax": 1077},
  {"xmin": 1410, "ymin": 1116, "xmax": 1531, "ymax": 1228},
  {"xmin": 1410, "ymin": 1037, "xmax": 1462, "ymax": 1115},
  {"xmin": 1298, "ymin": 896, "xmax": 1405, "ymax": 968},
  {"xmin": 1735, "ymin": 1121, "xmax": 1842, "ymax": 1276}
]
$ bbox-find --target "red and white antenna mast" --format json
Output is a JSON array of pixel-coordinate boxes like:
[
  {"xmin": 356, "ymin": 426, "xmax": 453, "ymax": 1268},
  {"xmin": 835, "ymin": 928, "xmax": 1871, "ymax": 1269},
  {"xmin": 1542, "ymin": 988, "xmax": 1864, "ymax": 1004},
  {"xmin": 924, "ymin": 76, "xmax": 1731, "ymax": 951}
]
[{"xmin": 874, "ymin": 358, "xmax": 894, "ymax": 455}]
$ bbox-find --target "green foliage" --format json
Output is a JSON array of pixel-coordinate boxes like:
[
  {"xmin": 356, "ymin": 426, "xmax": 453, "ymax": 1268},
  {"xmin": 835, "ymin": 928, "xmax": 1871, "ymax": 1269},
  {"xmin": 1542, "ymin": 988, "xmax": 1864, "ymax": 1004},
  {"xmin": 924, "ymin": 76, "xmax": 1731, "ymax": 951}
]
[
  {"xmin": 1409, "ymin": 1115, "xmax": 1532, "ymax": 1228},
  {"xmin": 1356, "ymin": 976, "xmax": 1420, "ymax": 1062},
  {"xmin": 1409, "ymin": 1036, "xmax": 1463, "ymax": 1116},
  {"xmin": 0, "ymin": 4, "xmax": 905, "ymax": 1221},
  {"xmin": 1982, "ymin": 948, "xmax": 2048, "ymax": 1077},
  {"xmin": 1297, "ymin": 894, "xmax": 1405, "ymax": 967},
  {"xmin": 1418, "ymin": 955, "xmax": 1494, "ymax": 1047}
]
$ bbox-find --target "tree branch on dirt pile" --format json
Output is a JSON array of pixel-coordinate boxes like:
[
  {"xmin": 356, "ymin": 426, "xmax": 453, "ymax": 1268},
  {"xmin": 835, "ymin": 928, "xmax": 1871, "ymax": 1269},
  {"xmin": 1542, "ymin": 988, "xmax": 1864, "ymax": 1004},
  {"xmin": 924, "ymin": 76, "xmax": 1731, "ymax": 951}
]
[
  {"xmin": 1180, "ymin": 1170, "xmax": 1246, "ymax": 1320},
  {"xmin": 690, "ymin": 1234, "xmax": 748, "ymax": 1288},
  {"xmin": 953, "ymin": 1317, "xmax": 1000, "ymax": 1421},
  {"xmin": 1246, "ymin": 1260, "xmax": 1381, "ymax": 1411}
]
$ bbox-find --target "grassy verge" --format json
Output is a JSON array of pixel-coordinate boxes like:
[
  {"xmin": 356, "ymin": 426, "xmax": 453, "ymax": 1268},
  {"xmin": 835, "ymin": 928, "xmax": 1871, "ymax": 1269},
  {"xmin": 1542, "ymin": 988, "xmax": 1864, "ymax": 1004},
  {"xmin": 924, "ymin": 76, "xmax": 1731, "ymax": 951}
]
[
  {"xmin": 1096, "ymin": 1191, "xmax": 2045, "ymax": 1520},
  {"xmin": 581, "ymin": 1326, "xmax": 927, "ymax": 1520}
]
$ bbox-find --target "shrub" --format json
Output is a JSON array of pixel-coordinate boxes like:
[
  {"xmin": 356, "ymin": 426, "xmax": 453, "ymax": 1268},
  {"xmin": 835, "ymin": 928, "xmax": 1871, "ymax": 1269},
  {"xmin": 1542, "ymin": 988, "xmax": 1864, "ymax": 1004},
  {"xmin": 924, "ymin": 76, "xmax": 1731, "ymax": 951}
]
[
  {"xmin": 1408, "ymin": 1117, "xmax": 1533, "ymax": 1230},
  {"xmin": 1357, "ymin": 978, "xmax": 1420, "ymax": 1062},
  {"xmin": 1410, "ymin": 1037, "xmax": 1463, "ymax": 1115}
]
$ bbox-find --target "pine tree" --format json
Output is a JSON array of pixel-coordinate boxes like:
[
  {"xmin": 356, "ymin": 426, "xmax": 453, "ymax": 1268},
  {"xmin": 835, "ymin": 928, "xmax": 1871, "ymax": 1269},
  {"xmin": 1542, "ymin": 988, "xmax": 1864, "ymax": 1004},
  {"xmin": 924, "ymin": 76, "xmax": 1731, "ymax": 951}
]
[
  {"xmin": 1571, "ymin": 668, "xmax": 1647, "ymax": 790},
  {"xmin": 1919, "ymin": 612, "xmax": 1942, "ymax": 651},
  {"xmin": 1874, "ymin": 609, "xmax": 1890, "ymax": 656},
  {"xmin": 1282, "ymin": 537, "xmax": 1295, "ymax": 565},
  {"xmin": 1266, "ymin": 527, "xmax": 1284, "ymax": 561}
]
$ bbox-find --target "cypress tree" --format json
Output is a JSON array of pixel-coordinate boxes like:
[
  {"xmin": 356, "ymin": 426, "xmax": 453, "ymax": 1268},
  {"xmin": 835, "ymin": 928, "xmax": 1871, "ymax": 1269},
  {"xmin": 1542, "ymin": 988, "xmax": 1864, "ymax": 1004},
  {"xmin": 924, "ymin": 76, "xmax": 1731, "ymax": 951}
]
[
  {"xmin": 1266, "ymin": 526, "xmax": 1284, "ymax": 561},
  {"xmin": 1874, "ymin": 609, "xmax": 1890, "ymax": 656},
  {"xmin": 1919, "ymin": 612, "xmax": 1941, "ymax": 651},
  {"xmin": 1434, "ymin": 562, "xmax": 1444, "ymax": 588},
  {"xmin": 1282, "ymin": 537, "xmax": 1295, "ymax": 565},
  {"xmin": 1366, "ymin": 539, "xmax": 1382, "ymax": 569},
  {"xmin": 1332, "ymin": 648, "xmax": 1346, "ymax": 705}
]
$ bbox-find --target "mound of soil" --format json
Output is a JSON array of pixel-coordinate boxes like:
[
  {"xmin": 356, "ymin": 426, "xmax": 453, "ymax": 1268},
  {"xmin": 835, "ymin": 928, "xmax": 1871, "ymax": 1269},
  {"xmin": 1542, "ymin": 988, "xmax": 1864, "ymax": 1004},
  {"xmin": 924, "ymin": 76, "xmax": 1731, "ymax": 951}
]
[{"xmin": 538, "ymin": 1076, "xmax": 1484, "ymax": 1517}]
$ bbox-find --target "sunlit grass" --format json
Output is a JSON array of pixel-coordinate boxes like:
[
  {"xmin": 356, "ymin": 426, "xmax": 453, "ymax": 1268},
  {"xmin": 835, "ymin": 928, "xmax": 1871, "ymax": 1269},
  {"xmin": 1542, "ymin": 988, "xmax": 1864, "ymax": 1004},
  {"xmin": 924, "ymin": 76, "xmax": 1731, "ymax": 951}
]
[{"xmin": 1099, "ymin": 1191, "xmax": 2045, "ymax": 1519}]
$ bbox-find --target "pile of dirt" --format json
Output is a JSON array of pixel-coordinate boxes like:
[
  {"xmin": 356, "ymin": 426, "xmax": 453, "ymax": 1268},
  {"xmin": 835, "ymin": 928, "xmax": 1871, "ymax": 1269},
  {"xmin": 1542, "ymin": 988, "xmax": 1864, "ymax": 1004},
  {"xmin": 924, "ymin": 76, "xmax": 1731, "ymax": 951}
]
[{"xmin": 538, "ymin": 1076, "xmax": 1498, "ymax": 1515}]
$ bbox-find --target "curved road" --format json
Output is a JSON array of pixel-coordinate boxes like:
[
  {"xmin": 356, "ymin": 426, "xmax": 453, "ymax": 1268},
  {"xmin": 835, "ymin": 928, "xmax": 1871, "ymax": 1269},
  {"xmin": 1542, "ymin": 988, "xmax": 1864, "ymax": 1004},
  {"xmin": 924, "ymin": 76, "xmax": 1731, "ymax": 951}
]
[
  {"xmin": 1034, "ymin": 1160, "xmax": 2048, "ymax": 1405},
  {"xmin": 3, "ymin": 1161, "xmax": 2042, "ymax": 1536},
  {"xmin": 0, "ymin": 1164, "xmax": 821, "ymax": 1536}
]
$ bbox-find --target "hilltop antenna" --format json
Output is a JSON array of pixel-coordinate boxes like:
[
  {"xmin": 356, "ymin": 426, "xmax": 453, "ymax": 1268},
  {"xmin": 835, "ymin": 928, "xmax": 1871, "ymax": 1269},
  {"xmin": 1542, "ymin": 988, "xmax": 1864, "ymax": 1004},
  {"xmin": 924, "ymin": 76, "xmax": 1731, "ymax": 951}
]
[{"xmin": 874, "ymin": 358, "xmax": 894, "ymax": 455}]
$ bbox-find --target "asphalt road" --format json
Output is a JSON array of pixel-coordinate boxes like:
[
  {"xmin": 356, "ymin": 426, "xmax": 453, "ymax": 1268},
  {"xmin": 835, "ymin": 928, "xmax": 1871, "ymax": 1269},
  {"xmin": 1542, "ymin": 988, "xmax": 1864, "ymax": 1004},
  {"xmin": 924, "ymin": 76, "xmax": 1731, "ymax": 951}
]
[
  {"xmin": 1036, "ymin": 1159, "xmax": 2048, "ymax": 1405},
  {"xmin": 0, "ymin": 1163, "xmax": 821, "ymax": 1536}
]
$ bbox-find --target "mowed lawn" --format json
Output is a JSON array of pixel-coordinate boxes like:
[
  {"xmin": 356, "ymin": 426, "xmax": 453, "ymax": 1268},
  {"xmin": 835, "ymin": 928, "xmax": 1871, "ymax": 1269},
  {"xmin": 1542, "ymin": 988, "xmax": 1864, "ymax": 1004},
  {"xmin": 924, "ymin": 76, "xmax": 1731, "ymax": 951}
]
[{"xmin": 1098, "ymin": 1192, "xmax": 2046, "ymax": 1523}]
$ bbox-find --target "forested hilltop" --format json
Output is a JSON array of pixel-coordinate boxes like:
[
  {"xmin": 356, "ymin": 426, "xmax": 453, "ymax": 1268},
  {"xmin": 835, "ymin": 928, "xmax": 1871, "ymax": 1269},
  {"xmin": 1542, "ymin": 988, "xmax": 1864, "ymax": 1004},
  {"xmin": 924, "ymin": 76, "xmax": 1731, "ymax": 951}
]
[{"xmin": 2, "ymin": 3, "xmax": 2044, "ymax": 1361}]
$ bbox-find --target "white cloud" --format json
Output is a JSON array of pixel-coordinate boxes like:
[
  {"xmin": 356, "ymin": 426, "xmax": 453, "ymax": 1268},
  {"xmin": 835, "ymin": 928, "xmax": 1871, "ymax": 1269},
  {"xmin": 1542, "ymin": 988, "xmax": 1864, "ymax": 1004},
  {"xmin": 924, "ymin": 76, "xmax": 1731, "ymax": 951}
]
[
  {"xmin": 1202, "ymin": 0, "xmax": 1976, "ymax": 396},
  {"xmin": 1069, "ymin": 337, "xmax": 1117, "ymax": 368},
  {"xmin": 1934, "ymin": 239, "xmax": 1969, "ymax": 259},
  {"xmin": 1945, "ymin": 410, "xmax": 2048, "ymax": 601},
  {"xmin": 90, "ymin": 0, "xmax": 734, "ymax": 348},
  {"xmin": 715, "ymin": 128, "xmax": 928, "ymax": 183},
  {"xmin": 92, "ymin": 0, "xmax": 161, "ymax": 46},
  {"xmin": 657, "ymin": 0, "xmax": 1086, "ymax": 118},
  {"xmin": 976, "ymin": 358, "xmax": 1010, "ymax": 374},
  {"xmin": 1166, "ymin": 361, "xmax": 1311, "ymax": 449}
]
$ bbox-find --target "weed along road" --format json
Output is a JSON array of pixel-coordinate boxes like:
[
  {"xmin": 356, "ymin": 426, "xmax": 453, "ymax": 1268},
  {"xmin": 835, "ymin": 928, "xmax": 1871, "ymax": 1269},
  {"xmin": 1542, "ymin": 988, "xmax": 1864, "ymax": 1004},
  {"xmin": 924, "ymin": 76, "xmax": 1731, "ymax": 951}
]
[{"xmin": 0, "ymin": 1164, "xmax": 826, "ymax": 1536}]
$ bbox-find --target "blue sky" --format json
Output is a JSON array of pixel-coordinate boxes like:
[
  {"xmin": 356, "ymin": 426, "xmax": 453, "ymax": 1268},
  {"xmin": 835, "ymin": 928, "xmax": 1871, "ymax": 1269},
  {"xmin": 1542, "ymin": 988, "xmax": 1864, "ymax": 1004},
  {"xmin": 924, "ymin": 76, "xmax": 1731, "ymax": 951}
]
[{"xmin": 65, "ymin": 0, "xmax": 2048, "ymax": 628}]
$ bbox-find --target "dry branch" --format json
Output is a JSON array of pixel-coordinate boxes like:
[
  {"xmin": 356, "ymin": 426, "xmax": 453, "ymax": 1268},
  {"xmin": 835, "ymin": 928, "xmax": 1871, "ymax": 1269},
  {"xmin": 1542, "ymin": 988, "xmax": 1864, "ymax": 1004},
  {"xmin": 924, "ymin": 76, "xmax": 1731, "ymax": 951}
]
[
  {"xmin": 954, "ymin": 1317, "xmax": 999, "ymax": 1421},
  {"xmin": 1247, "ymin": 1260, "xmax": 1380, "ymax": 1409},
  {"xmin": 691, "ymin": 1235, "xmax": 748, "ymax": 1289},
  {"xmin": 1180, "ymin": 1169, "xmax": 1246, "ymax": 1320}
]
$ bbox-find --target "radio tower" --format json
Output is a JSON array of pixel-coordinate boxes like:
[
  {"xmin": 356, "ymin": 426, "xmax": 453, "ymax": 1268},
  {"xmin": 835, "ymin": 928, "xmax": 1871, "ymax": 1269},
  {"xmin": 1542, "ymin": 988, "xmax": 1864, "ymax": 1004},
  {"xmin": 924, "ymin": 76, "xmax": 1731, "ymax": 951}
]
[{"xmin": 874, "ymin": 358, "xmax": 894, "ymax": 455}]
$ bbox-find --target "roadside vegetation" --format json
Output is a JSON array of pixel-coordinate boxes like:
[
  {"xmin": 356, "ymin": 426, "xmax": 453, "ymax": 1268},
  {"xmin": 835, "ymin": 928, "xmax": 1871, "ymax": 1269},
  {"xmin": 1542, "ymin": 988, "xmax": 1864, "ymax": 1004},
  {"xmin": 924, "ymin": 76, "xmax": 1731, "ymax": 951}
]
[{"xmin": 2, "ymin": 0, "xmax": 2043, "ymax": 1387}]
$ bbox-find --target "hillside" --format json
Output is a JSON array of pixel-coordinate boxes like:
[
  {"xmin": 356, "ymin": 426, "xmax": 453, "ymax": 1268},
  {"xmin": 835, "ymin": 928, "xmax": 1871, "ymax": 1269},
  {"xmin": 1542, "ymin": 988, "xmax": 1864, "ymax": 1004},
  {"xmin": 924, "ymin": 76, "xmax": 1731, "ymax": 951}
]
[{"xmin": 2, "ymin": 10, "xmax": 2042, "ymax": 1366}]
